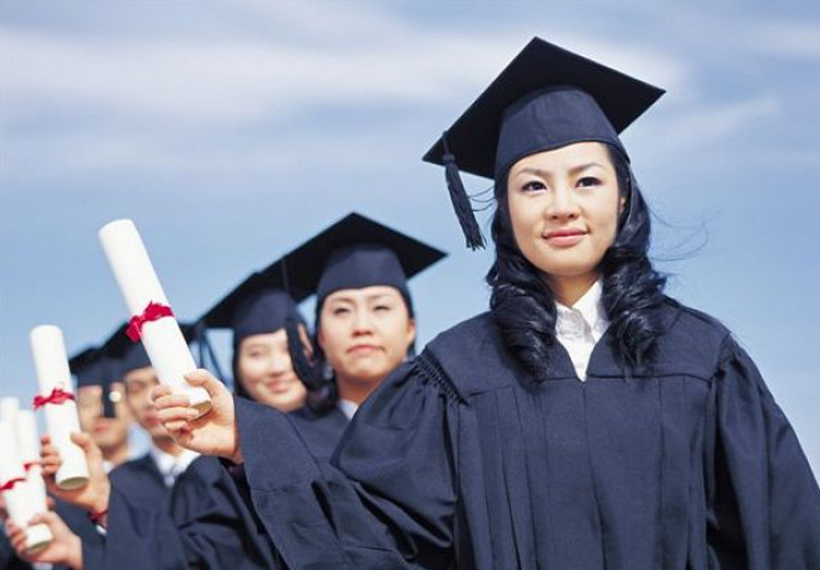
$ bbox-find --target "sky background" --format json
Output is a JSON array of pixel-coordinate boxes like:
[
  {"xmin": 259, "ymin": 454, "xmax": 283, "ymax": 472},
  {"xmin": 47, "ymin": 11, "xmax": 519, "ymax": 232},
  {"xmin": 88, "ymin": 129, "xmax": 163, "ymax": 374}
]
[{"xmin": 1, "ymin": 1, "xmax": 819, "ymax": 473}]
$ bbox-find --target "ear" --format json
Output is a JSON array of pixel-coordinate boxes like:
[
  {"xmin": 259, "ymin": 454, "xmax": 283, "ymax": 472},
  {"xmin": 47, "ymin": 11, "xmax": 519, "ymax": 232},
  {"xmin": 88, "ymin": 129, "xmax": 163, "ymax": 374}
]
[
  {"xmin": 405, "ymin": 318, "xmax": 417, "ymax": 347},
  {"xmin": 316, "ymin": 326, "xmax": 327, "ymax": 353},
  {"xmin": 618, "ymin": 194, "xmax": 627, "ymax": 215}
]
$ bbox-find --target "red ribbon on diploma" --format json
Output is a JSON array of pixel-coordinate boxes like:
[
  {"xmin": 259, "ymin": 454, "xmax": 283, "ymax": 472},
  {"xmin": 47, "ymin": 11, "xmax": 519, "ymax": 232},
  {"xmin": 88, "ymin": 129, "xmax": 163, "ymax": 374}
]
[
  {"xmin": 33, "ymin": 387, "xmax": 76, "ymax": 411},
  {"xmin": 23, "ymin": 461, "xmax": 40, "ymax": 472},
  {"xmin": 0, "ymin": 477, "xmax": 25, "ymax": 492},
  {"xmin": 126, "ymin": 301, "xmax": 174, "ymax": 342}
]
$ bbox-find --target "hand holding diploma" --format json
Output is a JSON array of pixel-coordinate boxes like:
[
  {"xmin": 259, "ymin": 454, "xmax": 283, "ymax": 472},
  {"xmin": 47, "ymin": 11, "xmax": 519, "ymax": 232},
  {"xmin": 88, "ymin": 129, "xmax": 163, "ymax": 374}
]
[
  {"xmin": 5, "ymin": 512, "xmax": 83, "ymax": 569},
  {"xmin": 152, "ymin": 369, "xmax": 242, "ymax": 463},
  {"xmin": 39, "ymin": 432, "xmax": 110, "ymax": 522},
  {"xmin": 99, "ymin": 219, "xmax": 211, "ymax": 417}
]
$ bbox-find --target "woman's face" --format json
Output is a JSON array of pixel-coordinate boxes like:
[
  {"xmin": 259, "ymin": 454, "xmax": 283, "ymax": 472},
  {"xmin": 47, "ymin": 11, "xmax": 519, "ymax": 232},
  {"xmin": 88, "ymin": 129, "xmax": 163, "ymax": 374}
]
[
  {"xmin": 506, "ymin": 141, "xmax": 624, "ymax": 286},
  {"xmin": 236, "ymin": 327, "xmax": 308, "ymax": 412},
  {"xmin": 318, "ymin": 285, "xmax": 416, "ymax": 389}
]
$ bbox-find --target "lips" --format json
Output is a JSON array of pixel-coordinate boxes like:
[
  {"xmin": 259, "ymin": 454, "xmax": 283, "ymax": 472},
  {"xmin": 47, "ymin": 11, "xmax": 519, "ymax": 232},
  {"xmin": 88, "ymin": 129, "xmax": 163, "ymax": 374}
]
[
  {"xmin": 347, "ymin": 344, "xmax": 381, "ymax": 355},
  {"xmin": 544, "ymin": 228, "xmax": 586, "ymax": 239},
  {"xmin": 543, "ymin": 228, "xmax": 587, "ymax": 247}
]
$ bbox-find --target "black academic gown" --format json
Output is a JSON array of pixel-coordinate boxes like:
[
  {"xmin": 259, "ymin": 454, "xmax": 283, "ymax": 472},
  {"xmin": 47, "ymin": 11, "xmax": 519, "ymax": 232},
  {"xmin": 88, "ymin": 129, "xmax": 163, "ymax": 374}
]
[
  {"xmin": 96, "ymin": 407, "xmax": 348, "ymax": 570},
  {"xmin": 236, "ymin": 300, "xmax": 820, "ymax": 570},
  {"xmin": 84, "ymin": 452, "xmax": 170, "ymax": 570}
]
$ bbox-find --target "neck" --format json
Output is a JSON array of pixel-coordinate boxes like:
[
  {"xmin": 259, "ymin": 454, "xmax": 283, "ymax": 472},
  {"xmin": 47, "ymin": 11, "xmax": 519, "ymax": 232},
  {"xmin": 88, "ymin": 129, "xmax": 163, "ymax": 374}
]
[
  {"xmin": 546, "ymin": 273, "xmax": 600, "ymax": 307},
  {"xmin": 100, "ymin": 441, "xmax": 130, "ymax": 467},
  {"xmin": 152, "ymin": 434, "xmax": 184, "ymax": 457},
  {"xmin": 336, "ymin": 375, "xmax": 383, "ymax": 406}
]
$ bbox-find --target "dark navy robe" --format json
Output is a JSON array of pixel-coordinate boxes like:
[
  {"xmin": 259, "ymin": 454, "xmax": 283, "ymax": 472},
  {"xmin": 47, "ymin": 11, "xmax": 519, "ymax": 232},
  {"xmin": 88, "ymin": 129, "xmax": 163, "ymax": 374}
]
[
  {"xmin": 236, "ymin": 301, "xmax": 820, "ymax": 569},
  {"xmin": 96, "ymin": 405, "xmax": 348, "ymax": 570}
]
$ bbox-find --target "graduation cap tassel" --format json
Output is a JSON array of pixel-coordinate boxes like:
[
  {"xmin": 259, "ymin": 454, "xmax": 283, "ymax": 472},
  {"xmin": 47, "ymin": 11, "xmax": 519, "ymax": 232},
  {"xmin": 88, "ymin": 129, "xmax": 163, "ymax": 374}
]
[
  {"xmin": 285, "ymin": 314, "xmax": 317, "ymax": 391},
  {"xmin": 442, "ymin": 132, "xmax": 485, "ymax": 250}
]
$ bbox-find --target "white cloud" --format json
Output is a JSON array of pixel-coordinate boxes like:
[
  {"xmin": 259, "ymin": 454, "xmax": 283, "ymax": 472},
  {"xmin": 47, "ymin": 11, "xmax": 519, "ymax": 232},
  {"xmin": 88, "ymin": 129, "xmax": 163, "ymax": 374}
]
[
  {"xmin": 1, "ymin": 2, "xmax": 690, "ymax": 126},
  {"xmin": 740, "ymin": 21, "xmax": 820, "ymax": 61},
  {"xmin": 639, "ymin": 94, "xmax": 783, "ymax": 154}
]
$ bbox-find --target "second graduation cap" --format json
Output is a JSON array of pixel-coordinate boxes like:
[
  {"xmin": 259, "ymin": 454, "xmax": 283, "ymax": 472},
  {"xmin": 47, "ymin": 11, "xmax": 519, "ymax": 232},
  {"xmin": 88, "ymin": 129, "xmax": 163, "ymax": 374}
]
[
  {"xmin": 422, "ymin": 36, "xmax": 665, "ymax": 249},
  {"xmin": 277, "ymin": 212, "xmax": 447, "ymax": 308}
]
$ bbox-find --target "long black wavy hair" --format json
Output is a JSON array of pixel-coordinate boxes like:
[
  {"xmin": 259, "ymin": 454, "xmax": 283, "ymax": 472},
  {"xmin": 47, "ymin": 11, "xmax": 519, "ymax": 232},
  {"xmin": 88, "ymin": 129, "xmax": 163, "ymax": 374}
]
[{"xmin": 487, "ymin": 143, "xmax": 667, "ymax": 379}]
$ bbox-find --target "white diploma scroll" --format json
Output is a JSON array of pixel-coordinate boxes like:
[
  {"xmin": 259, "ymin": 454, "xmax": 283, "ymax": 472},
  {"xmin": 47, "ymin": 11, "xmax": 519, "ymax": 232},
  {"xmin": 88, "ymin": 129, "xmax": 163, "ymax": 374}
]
[
  {"xmin": 29, "ymin": 325, "xmax": 90, "ymax": 490},
  {"xmin": 0, "ymin": 421, "xmax": 52, "ymax": 552},
  {"xmin": 98, "ymin": 219, "xmax": 211, "ymax": 417},
  {"xmin": 0, "ymin": 397, "xmax": 20, "ymax": 423},
  {"xmin": 15, "ymin": 410, "xmax": 49, "ymax": 514}
]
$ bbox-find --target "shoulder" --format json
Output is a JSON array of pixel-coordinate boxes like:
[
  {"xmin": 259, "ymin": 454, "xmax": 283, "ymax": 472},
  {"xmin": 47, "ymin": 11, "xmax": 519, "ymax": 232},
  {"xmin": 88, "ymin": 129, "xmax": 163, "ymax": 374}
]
[
  {"xmin": 416, "ymin": 312, "xmax": 521, "ymax": 398},
  {"xmin": 110, "ymin": 452, "xmax": 154, "ymax": 479},
  {"xmin": 650, "ymin": 297, "xmax": 735, "ymax": 378}
]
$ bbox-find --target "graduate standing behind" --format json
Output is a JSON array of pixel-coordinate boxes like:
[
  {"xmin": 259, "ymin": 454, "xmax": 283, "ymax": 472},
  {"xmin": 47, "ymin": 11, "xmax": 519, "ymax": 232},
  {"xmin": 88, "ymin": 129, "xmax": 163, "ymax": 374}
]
[
  {"xmin": 154, "ymin": 38, "xmax": 820, "ymax": 570},
  {"xmin": 69, "ymin": 350, "xmax": 131, "ymax": 472},
  {"xmin": 144, "ymin": 212, "xmax": 445, "ymax": 569}
]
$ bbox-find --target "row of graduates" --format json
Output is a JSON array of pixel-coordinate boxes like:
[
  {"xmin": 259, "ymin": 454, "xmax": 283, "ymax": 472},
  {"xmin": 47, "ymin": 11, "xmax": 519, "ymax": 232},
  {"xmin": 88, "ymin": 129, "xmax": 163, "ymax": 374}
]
[
  {"xmin": 5, "ymin": 36, "xmax": 820, "ymax": 569},
  {"xmin": 2, "ymin": 211, "xmax": 443, "ymax": 570}
]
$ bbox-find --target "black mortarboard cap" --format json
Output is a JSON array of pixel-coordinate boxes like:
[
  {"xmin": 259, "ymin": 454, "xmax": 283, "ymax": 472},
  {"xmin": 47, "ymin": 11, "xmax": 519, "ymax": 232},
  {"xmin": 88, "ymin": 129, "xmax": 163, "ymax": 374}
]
[
  {"xmin": 423, "ymin": 37, "xmax": 664, "ymax": 249},
  {"xmin": 200, "ymin": 276, "xmax": 306, "ymax": 347},
  {"xmin": 69, "ymin": 347, "xmax": 122, "ymax": 418},
  {"xmin": 281, "ymin": 212, "xmax": 446, "ymax": 308}
]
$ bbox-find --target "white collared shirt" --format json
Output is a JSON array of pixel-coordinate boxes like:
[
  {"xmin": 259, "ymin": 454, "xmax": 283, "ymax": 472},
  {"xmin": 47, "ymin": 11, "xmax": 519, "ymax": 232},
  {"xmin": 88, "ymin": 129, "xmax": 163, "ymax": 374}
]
[
  {"xmin": 554, "ymin": 280, "xmax": 610, "ymax": 381},
  {"xmin": 337, "ymin": 398, "xmax": 359, "ymax": 420},
  {"xmin": 149, "ymin": 446, "xmax": 199, "ymax": 487}
]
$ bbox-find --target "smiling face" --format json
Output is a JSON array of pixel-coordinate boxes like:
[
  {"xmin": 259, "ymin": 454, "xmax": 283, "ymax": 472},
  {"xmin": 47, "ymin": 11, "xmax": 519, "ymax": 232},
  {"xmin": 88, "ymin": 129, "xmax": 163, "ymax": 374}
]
[
  {"xmin": 506, "ymin": 141, "xmax": 625, "ymax": 293},
  {"xmin": 235, "ymin": 327, "xmax": 308, "ymax": 412},
  {"xmin": 318, "ymin": 285, "xmax": 416, "ymax": 400}
]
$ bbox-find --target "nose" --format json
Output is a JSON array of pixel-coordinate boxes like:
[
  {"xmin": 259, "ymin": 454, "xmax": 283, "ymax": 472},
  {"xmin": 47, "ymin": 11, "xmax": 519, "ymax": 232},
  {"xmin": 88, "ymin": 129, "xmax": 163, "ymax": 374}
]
[
  {"xmin": 267, "ymin": 353, "xmax": 289, "ymax": 375},
  {"xmin": 545, "ymin": 182, "xmax": 580, "ymax": 222},
  {"xmin": 352, "ymin": 309, "xmax": 374, "ymax": 336}
]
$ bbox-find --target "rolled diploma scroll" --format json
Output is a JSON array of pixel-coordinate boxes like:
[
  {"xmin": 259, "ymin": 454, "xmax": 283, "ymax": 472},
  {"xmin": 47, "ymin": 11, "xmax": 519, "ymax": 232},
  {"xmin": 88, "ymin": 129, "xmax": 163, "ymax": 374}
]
[
  {"xmin": 30, "ymin": 325, "xmax": 90, "ymax": 490},
  {"xmin": 0, "ymin": 421, "xmax": 53, "ymax": 552},
  {"xmin": 98, "ymin": 219, "xmax": 211, "ymax": 416},
  {"xmin": 0, "ymin": 397, "xmax": 20, "ymax": 423},
  {"xmin": 16, "ymin": 410, "xmax": 49, "ymax": 513}
]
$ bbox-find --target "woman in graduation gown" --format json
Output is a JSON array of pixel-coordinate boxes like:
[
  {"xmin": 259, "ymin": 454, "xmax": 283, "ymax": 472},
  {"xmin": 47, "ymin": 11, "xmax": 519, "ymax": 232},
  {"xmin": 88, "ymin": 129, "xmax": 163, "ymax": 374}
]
[{"xmin": 155, "ymin": 37, "xmax": 820, "ymax": 570}]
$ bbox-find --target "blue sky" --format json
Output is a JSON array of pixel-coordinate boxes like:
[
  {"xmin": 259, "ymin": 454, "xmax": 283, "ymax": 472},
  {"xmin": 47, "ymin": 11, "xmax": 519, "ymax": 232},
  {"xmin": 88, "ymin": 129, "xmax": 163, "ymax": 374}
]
[{"xmin": 2, "ymin": 2, "xmax": 819, "ymax": 472}]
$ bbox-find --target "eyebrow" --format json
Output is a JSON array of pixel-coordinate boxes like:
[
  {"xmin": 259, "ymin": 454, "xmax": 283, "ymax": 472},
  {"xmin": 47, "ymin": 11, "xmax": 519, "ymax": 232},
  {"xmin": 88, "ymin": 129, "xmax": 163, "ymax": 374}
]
[
  {"xmin": 515, "ymin": 161, "xmax": 607, "ymax": 178},
  {"xmin": 327, "ymin": 293, "xmax": 399, "ymax": 304}
]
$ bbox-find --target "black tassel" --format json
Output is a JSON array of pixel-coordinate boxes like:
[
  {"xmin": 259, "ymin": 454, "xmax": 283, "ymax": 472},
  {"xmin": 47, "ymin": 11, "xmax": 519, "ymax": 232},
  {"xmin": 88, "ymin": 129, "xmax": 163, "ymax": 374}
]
[
  {"xmin": 442, "ymin": 132, "xmax": 485, "ymax": 250},
  {"xmin": 102, "ymin": 384, "xmax": 116, "ymax": 418},
  {"xmin": 285, "ymin": 314, "xmax": 317, "ymax": 391}
]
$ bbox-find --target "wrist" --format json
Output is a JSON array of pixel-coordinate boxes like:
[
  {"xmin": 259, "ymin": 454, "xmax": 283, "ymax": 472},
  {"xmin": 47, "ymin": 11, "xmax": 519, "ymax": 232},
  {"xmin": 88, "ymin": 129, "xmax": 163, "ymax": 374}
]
[
  {"xmin": 67, "ymin": 532, "xmax": 83, "ymax": 569},
  {"xmin": 89, "ymin": 486, "xmax": 110, "ymax": 519}
]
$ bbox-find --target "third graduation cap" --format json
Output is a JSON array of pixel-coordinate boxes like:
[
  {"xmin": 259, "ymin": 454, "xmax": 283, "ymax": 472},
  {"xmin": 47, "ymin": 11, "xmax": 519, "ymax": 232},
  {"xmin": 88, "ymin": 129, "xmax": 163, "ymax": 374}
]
[
  {"xmin": 280, "ymin": 212, "xmax": 446, "ymax": 308},
  {"xmin": 423, "ymin": 36, "xmax": 665, "ymax": 249}
]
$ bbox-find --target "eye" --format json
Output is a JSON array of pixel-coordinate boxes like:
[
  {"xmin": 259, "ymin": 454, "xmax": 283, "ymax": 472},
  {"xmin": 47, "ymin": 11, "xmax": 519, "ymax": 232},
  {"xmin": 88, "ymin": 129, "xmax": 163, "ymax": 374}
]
[
  {"xmin": 521, "ymin": 180, "xmax": 546, "ymax": 192},
  {"xmin": 577, "ymin": 176, "xmax": 601, "ymax": 188},
  {"xmin": 374, "ymin": 304, "xmax": 392, "ymax": 312},
  {"xmin": 332, "ymin": 306, "xmax": 350, "ymax": 316}
]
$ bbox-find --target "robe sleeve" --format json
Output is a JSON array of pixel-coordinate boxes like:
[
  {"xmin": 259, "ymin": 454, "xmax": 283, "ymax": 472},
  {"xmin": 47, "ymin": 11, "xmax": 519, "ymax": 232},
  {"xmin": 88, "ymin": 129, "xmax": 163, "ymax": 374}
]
[
  {"xmin": 237, "ymin": 360, "xmax": 459, "ymax": 570},
  {"xmin": 169, "ymin": 459, "xmax": 282, "ymax": 570},
  {"xmin": 708, "ymin": 337, "xmax": 820, "ymax": 569},
  {"xmin": 94, "ymin": 466, "xmax": 280, "ymax": 570}
]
